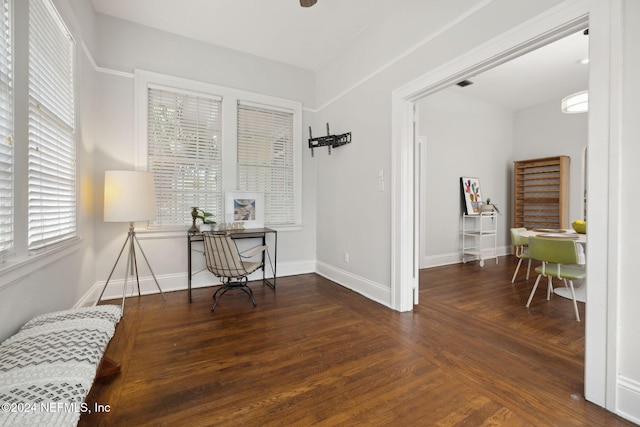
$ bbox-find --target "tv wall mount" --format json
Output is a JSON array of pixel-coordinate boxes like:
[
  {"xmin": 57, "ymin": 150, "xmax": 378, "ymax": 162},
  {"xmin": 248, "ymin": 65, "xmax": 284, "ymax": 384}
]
[{"xmin": 308, "ymin": 123, "xmax": 351, "ymax": 156}]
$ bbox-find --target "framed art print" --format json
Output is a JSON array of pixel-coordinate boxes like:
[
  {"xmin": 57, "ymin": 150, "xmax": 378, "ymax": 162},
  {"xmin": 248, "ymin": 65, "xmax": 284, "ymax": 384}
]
[
  {"xmin": 225, "ymin": 191, "xmax": 264, "ymax": 228},
  {"xmin": 460, "ymin": 177, "xmax": 482, "ymax": 215}
]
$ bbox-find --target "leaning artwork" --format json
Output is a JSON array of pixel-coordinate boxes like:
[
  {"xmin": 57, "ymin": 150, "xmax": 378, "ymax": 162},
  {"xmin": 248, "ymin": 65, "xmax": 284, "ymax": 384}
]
[{"xmin": 460, "ymin": 177, "xmax": 482, "ymax": 215}]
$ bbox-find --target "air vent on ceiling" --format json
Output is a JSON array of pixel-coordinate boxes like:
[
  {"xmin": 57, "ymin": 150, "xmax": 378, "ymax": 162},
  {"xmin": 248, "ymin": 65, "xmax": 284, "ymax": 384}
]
[{"xmin": 456, "ymin": 80, "xmax": 474, "ymax": 87}]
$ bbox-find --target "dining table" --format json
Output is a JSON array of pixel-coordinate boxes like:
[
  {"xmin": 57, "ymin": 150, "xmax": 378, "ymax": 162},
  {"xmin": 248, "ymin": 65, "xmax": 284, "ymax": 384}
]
[{"xmin": 519, "ymin": 228, "xmax": 587, "ymax": 302}]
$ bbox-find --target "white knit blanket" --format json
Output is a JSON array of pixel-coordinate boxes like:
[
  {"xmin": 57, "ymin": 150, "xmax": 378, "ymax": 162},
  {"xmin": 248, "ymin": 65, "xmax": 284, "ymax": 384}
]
[{"xmin": 0, "ymin": 305, "xmax": 121, "ymax": 427}]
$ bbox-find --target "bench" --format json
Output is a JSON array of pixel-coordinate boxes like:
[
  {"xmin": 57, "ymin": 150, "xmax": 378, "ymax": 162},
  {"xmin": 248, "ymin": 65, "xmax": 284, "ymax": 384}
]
[{"xmin": 0, "ymin": 305, "xmax": 121, "ymax": 426}]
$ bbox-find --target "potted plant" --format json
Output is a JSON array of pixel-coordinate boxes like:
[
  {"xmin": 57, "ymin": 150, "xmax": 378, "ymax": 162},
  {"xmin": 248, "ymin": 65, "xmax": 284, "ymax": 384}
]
[{"xmin": 189, "ymin": 207, "xmax": 217, "ymax": 232}]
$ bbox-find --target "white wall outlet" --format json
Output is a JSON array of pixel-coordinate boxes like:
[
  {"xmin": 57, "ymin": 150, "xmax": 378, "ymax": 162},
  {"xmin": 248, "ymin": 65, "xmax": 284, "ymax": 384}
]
[{"xmin": 344, "ymin": 252, "xmax": 350, "ymax": 263}]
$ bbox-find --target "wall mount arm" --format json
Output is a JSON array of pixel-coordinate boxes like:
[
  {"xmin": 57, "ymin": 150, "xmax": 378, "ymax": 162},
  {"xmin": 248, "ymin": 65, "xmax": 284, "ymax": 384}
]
[{"xmin": 308, "ymin": 123, "xmax": 351, "ymax": 157}]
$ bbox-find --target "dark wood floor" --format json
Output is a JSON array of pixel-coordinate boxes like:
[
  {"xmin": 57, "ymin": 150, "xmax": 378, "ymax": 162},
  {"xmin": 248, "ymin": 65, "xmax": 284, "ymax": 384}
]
[{"xmin": 80, "ymin": 256, "xmax": 635, "ymax": 426}]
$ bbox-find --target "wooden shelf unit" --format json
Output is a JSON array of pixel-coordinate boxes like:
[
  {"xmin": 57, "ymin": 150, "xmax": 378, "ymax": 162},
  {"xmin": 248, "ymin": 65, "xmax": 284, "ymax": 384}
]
[{"xmin": 514, "ymin": 156, "xmax": 570, "ymax": 229}]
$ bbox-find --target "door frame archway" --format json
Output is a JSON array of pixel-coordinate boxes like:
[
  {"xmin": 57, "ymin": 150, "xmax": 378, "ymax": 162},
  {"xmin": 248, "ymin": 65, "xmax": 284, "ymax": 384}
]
[{"xmin": 390, "ymin": 0, "xmax": 621, "ymax": 410}]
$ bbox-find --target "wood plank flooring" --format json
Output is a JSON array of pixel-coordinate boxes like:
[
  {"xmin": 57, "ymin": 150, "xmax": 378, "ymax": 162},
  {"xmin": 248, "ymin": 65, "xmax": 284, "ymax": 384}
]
[{"xmin": 80, "ymin": 256, "xmax": 634, "ymax": 426}]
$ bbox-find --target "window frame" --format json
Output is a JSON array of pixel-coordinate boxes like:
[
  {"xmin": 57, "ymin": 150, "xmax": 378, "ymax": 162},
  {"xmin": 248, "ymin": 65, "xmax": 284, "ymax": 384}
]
[
  {"xmin": 237, "ymin": 100, "xmax": 296, "ymax": 226},
  {"xmin": 0, "ymin": 0, "xmax": 13, "ymax": 258},
  {"xmin": 135, "ymin": 70, "xmax": 302, "ymax": 230},
  {"xmin": 27, "ymin": 0, "xmax": 78, "ymax": 251}
]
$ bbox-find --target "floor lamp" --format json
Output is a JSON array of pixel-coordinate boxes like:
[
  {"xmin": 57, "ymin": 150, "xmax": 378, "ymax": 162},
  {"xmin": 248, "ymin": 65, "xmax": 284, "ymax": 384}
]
[{"xmin": 98, "ymin": 171, "xmax": 166, "ymax": 310}]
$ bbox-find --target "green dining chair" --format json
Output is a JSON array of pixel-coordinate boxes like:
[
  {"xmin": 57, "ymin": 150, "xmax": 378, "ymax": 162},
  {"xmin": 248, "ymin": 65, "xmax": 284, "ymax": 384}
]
[
  {"xmin": 525, "ymin": 236, "xmax": 585, "ymax": 321},
  {"xmin": 510, "ymin": 227, "xmax": 531, "ymax": 283}
]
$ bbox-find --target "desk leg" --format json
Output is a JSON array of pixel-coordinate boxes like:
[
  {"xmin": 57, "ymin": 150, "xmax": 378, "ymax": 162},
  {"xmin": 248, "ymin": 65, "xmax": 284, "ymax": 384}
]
[{"xmin": 262, "ymin": 232, "xmax": 277, "ymax": 290}]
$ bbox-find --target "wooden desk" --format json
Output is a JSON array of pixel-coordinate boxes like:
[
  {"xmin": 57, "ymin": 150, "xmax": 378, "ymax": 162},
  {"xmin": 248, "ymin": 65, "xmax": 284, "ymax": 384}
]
[{"xmin": 187, "ymin": 228, "xmax": 277, "ymax": 302}]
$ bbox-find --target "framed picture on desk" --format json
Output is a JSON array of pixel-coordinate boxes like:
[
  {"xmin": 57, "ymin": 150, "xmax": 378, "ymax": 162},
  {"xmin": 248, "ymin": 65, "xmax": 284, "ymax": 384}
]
[{"xmin": 225, "ymin": 191, "xmax": 264, "ymax": 228}]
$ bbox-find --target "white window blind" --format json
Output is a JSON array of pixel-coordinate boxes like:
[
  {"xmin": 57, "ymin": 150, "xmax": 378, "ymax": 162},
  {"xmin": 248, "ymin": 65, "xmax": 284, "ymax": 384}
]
[
  {"xmin": 28, "ymin": 0, "xmax": 76, "ymax": 250},
  {"xmin": 237, "ymin": 101, "xmax": 294, "ymax": 225},
  {"xmin": 147, "ymin": 86, "xmax": 223, "ymax": 227},
  {"xmin": 0, "ymin": 0, "xmax": 12, "ymax": 255}
]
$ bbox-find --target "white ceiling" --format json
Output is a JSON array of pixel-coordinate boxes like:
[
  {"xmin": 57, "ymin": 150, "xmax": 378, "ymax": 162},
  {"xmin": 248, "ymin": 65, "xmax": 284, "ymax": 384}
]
[
  {"xmin": 450, "ymin": 30, "xmax": 589, "ymax": 111},
  {"xmin": 90, "ymin": 0, "xmax": 589, "ymax": 111},
  {"xmin": 91, "ymin": 0, "xmax": 403, "ymax": 71}
]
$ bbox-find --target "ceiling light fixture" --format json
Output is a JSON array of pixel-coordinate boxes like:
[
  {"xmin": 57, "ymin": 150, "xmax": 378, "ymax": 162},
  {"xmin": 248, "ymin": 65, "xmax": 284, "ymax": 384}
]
[{"xmin": 561, "ymin": 90, "xmax": 588, "ymax": 114}]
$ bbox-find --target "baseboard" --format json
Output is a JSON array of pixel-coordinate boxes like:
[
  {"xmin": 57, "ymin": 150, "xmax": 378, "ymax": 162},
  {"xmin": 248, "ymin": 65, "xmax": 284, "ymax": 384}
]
[
  {"xmin": 79, "ymin": 259, "xmax": 316, "ymax": 306},
  {"xmin": 315, "ymin": 261, "xmax": 391, "ymax": 308},
  {"xmin": 421, "ymin": 245, "xmax": 512, "ymax": 268},
  {"xmin": 616, "ymin": 375, "xmax": 640, "ymax": 424}
]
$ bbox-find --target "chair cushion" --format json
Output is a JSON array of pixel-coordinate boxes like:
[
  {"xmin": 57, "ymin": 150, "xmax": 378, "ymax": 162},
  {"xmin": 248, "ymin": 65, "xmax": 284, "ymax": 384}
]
[{"xmin": 535, "ymin": 264, "xmax": 586, "ymax": 280}]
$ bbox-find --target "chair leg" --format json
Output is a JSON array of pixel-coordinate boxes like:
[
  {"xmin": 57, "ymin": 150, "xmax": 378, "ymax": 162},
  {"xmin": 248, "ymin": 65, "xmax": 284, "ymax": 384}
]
[
  {"xmin": 546, "ymin": 276, "xmax": 553, "ymax": 300},
  {"xmin": 526, "ymin": 274, "xmax": 542, "ymax": 307},
  {"xmin": 239, "ymin": 286, "xmax": 257, "ymax": 307},
  {"xmin": 211, "ymin": 280, "xmax": 257, "ymax": 312},
  {"xmin": 525, "ymin": 259, "xmax": 531, "ymax": 279},
  {"xmin": 511, "ymin": 258, "xmax": 523, "ymax": 283},
  {"xmin": 567, "ymin": 280, "xmax": 581, "ymax": 322}
]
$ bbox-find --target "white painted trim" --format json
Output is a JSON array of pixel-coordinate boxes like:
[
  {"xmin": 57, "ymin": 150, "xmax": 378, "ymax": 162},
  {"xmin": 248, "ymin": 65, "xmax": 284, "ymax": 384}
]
[
  {"xmin": 86, "ymin": 259, "xmax": 316, "ymax": 304},
  {"xmin": 391, "ymin": 0, "xmax": 621, "ymax": 415},
  {"xmin": 0, "ymin": 239, "xmax": 84, "ymax": 290},
  {"xmin": 421, "ymin": 246, "xmax": 512, "ymax": 269},
  {"xmin": 616, "ymin": 376, "xmax": 640, "ymax": 424},
  {"xmin": 390, "ymin": 98, "xmax": 416, "ymax": 312},
  {"xmin": 315, "ymin": 0, "xmax": 495, "ymax": 112},
  {"xmin": 78, "ymin": 39, "xmax": 134, "ymax": 79},
  {"xmin": 134, "ymin": 69, "xmax": 304, "ymax": 227},
  {"xmin": 315, "ymin": 261, "xmax": 391, "ymax": 308}
]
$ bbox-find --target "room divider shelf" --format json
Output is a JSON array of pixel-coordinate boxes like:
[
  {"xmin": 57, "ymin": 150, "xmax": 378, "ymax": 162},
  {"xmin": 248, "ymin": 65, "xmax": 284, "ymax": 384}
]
[{"xmin": 514, "ymin": 155, "xmax": 570, "ymax": 229}]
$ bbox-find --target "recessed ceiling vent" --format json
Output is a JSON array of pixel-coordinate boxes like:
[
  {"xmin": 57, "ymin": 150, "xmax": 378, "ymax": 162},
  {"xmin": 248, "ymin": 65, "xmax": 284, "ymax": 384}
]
[{"xmin": 456, "ymin": 80, "xmax": 474, "ymax": 87}]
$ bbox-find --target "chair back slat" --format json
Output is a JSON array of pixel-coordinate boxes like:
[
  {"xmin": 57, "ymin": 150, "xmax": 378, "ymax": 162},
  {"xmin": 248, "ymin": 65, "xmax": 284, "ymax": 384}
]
[
  {"xmin": 203, "ymin": 232, "xmax": 247, "ymax": 278},
  {"xmin": 528, "ymin": 236, "xmax": 580, "ymax": 265}
]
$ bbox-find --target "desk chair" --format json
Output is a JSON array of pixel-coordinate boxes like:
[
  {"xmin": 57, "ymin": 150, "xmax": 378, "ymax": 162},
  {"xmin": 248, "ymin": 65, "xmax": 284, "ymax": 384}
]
[
  {"xmin": 203, "ymin": 231, "xmax": 268, "ymax": 312},
  {"xmin": 510, "ymin": 227, "xmax": 532, "ymax": 283},
  {"xmin": 525, "ymin": 236, "xmax": 585, "ymax": 321}
]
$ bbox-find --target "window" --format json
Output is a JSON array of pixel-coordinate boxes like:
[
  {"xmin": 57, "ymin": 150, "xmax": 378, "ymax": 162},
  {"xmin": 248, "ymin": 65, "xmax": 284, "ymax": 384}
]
[
  {"xmin": 237, "ymin": 102, "xmax": 295, "ymax": 225},
  {"xmin": 0, "ymin": 0, "xmax": 11, "ymax": 256},
  {"xmin": 28, "ymin": 0, "xmax": 76, "ymax": 250},
  {"xmin": 147, "ymin": 85, "xmax": 223, "ymax": 227},
  {"xmin": 137, "ymin": 71, "xmax": 302, "ymax": 229}
]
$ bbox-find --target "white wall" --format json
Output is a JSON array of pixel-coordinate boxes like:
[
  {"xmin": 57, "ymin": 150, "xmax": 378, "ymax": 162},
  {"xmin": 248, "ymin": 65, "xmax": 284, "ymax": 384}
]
[
  {"xmin": 0, "ymin": 0, "xmax": 99, "ymax": 340},
  {"xmin": 416, "ymin": 91, "xmax": 588, "ymax": 269},
  {"xmin": 0, "ymin": 0, "xmax": 638, "ymax": 422},
  {"xmin": 315, "ymin": 0, "xmax": 566, "ymax": 306},
  {"xmin": 0, "ymin": 2, "xmax": 318, "ymax": 340},
  {"xmin": 513, "ymin": 98, "xmax": 588, "ymax": 223},
  {"xmin": 90, "ymin": 14, "xmax": 318, "ymax": 301},
  {"xmin": 315, "ymin": 0, "xmax": 639, "ymax": 422},
  {"xmin": 617, "ymin": 0, "xmax": 640, "ymax": 421},
  {"xmin": 417, "ymin": 89, "xmax": 513, "ymax": 268}
]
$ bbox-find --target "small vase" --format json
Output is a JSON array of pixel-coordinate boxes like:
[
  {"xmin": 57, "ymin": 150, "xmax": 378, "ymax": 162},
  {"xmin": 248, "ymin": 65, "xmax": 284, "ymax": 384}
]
[{"xmin": 199, "ymin": 224, "xmax": 213, "ymax": 232}]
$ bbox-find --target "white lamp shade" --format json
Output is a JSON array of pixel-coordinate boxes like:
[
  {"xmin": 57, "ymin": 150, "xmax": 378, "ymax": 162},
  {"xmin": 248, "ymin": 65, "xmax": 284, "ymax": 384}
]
[
  {"xmin": 561, "ymin": 90, "xmax": 588, "ymax": 113},
  {"xmin": 104, "ymin": 171, "xmax": 156, "ymax": 222}
]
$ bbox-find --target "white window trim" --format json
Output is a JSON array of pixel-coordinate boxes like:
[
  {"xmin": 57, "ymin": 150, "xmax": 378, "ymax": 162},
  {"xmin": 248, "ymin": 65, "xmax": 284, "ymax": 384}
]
[{"xmin": 134, "ymin": 69, "xmax": 303, "ymax": 228}]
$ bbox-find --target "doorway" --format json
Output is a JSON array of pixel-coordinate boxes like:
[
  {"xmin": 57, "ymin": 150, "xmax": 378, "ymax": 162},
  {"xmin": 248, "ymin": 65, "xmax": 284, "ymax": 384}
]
[
  {"xmin": 416, "ymin": 30, "xmax": 588, "ymax": 269},
  {"xmin": 391, "ymin": 3, "xmax": 619, "ymax": 410}
]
